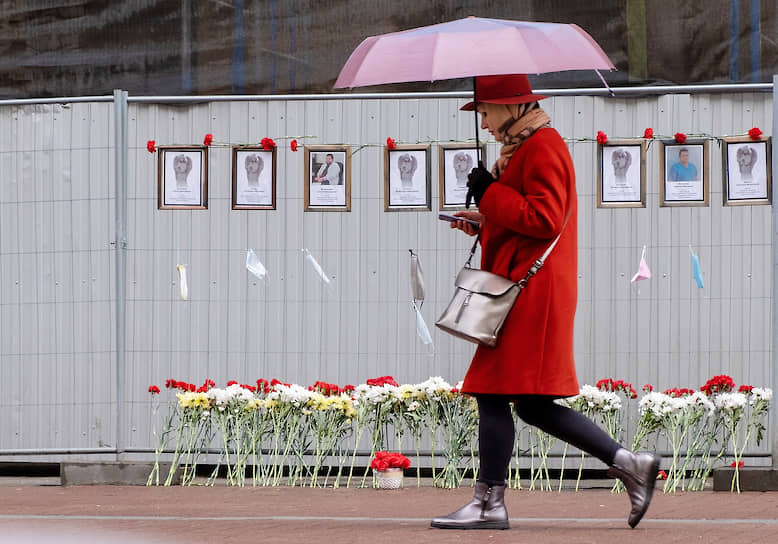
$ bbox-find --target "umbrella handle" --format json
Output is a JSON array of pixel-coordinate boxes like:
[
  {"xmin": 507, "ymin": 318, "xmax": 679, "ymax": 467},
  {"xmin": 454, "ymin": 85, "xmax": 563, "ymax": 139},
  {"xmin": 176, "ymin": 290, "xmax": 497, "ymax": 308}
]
[{"xmin": 472, "ymin": 77, "xmax": 481, "ymax": 163}]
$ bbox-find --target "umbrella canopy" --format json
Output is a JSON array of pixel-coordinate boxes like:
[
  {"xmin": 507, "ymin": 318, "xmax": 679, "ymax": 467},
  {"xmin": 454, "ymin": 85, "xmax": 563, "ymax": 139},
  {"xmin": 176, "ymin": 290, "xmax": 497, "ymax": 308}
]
[{"xmin": 334, "ymin": 16, "xmax": 615, "ymax": 89}]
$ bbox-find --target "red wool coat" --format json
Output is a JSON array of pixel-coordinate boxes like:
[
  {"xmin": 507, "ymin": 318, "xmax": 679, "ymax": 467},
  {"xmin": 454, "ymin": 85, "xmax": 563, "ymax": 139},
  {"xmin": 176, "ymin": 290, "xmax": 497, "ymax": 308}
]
[{"xmin": 460, "ymin": 127, "xmax": 580, "ymax": 397}]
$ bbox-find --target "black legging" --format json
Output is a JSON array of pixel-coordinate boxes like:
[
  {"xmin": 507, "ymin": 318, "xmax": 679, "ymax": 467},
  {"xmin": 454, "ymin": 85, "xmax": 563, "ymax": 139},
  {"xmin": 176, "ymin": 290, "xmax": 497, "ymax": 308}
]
[{"xmin": 476, "ymin": 394, "xmax": 622, "ymax": 486}]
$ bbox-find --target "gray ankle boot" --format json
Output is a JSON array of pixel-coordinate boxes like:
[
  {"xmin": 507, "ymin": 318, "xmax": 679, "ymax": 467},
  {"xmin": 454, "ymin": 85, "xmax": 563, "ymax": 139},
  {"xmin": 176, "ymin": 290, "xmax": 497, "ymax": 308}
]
[
  {"xmin": 607, "ymin": 448, "xmax": 661, "ymax": 528},
  {"xmin": 430, "ymin": 481, "xmax": 509, "ymax": 530}
]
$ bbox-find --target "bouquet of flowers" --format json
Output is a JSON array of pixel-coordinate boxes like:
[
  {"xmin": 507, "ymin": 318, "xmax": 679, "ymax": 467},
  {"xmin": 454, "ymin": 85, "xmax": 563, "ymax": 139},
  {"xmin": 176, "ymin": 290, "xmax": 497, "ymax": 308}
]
[
  {"xmin": 370, "ymin": 450, "xmax": 411, "ymax": 472},
  {"xmin": 371, "ymin": 451, "xmax": 410, "ymax": 489}
]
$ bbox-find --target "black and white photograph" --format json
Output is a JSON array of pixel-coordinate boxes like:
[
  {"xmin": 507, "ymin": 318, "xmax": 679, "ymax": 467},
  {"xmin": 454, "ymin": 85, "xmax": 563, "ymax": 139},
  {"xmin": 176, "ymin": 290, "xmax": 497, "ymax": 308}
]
[
  {"xmin": 305, "ymin": 145, "xmax": 351, "ymax": 211},
  {"xmin": 439, "ymin": 143, "xmax": 486, "ymax": 209},
  {"xmin": 722, "ymin": 136, "xmax": 771, "ymax": 206},
  {"xmin": 660, "ymin": 140, "xmax": 709, "ymax": 207},
  {"xmin": 596, "ymin": 140, "xmax": 646, "ymax": 208},
  {"xmin": 232, "ymin": 146, "xmax": 276, "ymax": 209},
  {"xmin": 158, "ymin": 146, "xmax": 208, "ymax": 209},
  {"xmin": 384, "ymin": 144, "xmax": 431, "ymax": 210}
]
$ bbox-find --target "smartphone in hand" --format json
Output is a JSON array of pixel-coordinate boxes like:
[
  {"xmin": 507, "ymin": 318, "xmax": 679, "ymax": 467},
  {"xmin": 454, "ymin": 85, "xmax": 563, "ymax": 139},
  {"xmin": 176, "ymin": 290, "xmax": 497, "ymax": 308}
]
[{"xmin": 438, "ymin": 213, "xmax": 480, "ymax": 229}]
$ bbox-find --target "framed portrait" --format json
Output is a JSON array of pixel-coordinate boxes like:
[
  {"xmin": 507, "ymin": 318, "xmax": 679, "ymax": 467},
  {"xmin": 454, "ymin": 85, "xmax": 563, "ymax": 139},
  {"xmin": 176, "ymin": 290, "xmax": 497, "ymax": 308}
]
[
  {"xmin": 157, "ymin": 146, "xmax": 208, "ymax": 209},
  {"xmin": 304, "ymin": 145, "xmax": 351, "ymax": 211},
  {"xmin": 659, "ymin": 139, "xmax": 710, "ymax": 207},
  {"xmin": 439, "ymin": 143, "xmax": 486, "ymax": 210},
  {"xmin": 232, "ymin": 146, "xmax": 276, "ymax": 210},
  {"xmin": 384, "ymin": 144, "xmax": 431, "ymax": 211},
  {"xmin": 722, "ymin": 136, "xmax": 771, "ymax": 206},
  {"xmin": 596, "ymin": 139, "xmax": 646, "ymax": 208}
]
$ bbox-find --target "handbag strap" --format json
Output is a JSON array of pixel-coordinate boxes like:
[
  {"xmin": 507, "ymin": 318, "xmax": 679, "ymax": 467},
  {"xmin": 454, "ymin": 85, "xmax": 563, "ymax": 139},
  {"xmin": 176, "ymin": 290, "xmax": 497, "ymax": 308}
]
[{"xmin": 464, "ymin": 205, "xmax": 573, "ymax": 288}]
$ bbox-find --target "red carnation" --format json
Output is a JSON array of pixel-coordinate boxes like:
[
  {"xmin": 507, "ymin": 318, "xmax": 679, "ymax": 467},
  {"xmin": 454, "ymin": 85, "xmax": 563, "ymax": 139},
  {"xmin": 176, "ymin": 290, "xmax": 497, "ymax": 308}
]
[
  {"xmin": 674, "ymin": 132, "xmax": 687, "ymax": 144},
  {"xmin": 731, "ymin": 461, "xmax": 744, "ymax": 468},
  {"xmin": 642, "ymin": 384, "xmax": 653, "ymax": 393},
  {"xmin": 738, "ymin": 384, "xmax": 754, "ymax": 394},
  {"xmin": 203, "ymin": 133, "xmax": 213, "ymax": 146},
  {"xmin": 700, "ymin": 374, "xmax": 735, "ymax": 396},
  {"xmin": 148, "ymin": 385, "xmax": 160, "ymax": 394},
  {"xmin": 261, "ymin": 137, "xmax": 276, "ymax": 150},
  {"xmin": 748, "ymin": 127, "xmax": 762, "ymax": 141},
  {"xmin": 386, "ymin": 137, "xmax": 396, "ymax": 150},
  {"xmin": 596, "ymin": 131, "xmax": 608, "ymax": 145},
  {"xmin": 146, "ymin": 140, "xmax": 156, "ymax": 153},
  {"xmin": 290, "ymin": 139, "xmax": 298, "ymax": 152},
  {"xmin": 226, "ymin": 380, "xmax": 238, "ymax": 386},
  {"xmin": 643, "ymin": 128, "xmax": 654, "ymax": 139}
]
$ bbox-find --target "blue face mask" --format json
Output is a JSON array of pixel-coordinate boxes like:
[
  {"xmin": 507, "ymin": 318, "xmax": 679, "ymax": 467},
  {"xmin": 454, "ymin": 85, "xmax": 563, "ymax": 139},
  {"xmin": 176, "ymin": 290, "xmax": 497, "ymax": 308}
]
[
  {"xmin": 414, "ymin": 302, "xmax": 433, "ymax": 345},
  {"xmin": 691, "ymin": 253, "xmax": 704, "ymax": 289}
]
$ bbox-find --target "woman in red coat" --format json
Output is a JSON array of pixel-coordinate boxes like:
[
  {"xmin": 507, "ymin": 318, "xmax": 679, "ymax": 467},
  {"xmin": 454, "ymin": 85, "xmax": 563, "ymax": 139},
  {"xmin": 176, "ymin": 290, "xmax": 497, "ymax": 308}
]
[{"xmin": 431, "ymin": 74, "xmax": 660, "ymax": 531}]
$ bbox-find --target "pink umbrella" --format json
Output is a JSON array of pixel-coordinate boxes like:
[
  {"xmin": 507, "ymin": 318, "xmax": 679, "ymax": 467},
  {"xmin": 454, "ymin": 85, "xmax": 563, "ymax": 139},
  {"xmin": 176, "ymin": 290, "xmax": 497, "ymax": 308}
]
[{"xmin": 334, "ymin": 16, "xmax": 615, "ymax": 89}]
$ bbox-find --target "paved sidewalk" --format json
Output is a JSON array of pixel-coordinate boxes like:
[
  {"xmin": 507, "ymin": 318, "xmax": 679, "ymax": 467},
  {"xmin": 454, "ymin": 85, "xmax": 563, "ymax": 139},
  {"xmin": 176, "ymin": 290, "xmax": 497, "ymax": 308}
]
[{"xmin": 0, "ymin": 483, "xmax": 776, "ymax": 543}]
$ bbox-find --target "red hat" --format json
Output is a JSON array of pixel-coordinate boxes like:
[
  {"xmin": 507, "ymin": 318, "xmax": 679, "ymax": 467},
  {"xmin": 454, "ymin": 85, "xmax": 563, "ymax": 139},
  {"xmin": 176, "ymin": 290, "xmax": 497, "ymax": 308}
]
[{"xmin": 460, "ymin": 74, "xmax": 547, "ymax": 111}]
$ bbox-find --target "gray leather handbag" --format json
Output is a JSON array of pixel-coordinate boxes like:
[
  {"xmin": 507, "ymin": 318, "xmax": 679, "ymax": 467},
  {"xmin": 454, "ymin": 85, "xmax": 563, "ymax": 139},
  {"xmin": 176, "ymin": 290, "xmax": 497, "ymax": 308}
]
[{"xmin": 436, "ymin": 230, "xmax": 564, "ymax": 348}]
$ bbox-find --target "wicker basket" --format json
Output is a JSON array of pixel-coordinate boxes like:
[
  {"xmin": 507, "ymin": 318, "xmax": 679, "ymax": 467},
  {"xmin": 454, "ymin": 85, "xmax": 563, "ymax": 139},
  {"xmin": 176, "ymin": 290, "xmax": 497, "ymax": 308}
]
[{"xmin": 376, "ymin": 467, "xmax": 404, "ymax": 489}]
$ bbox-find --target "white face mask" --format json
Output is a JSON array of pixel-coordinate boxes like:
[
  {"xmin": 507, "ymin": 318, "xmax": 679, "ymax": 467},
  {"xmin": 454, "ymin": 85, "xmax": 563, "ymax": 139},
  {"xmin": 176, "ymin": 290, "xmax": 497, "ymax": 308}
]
[{"xmin": 410, "ymin": 250, "xmax": 433, "ymax": 346}]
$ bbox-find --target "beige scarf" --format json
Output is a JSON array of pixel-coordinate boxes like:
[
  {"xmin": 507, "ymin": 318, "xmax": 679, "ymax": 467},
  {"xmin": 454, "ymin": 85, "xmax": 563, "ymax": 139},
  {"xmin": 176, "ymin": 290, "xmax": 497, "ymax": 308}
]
[{"xmin": 482, "ymin": 102, "xmax": 551, "ymax": 176}]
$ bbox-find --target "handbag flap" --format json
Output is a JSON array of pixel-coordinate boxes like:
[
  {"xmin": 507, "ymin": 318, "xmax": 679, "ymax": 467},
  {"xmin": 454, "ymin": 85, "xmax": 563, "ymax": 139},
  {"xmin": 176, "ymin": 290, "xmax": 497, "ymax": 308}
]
[{"xmin": 455, "ymin": 267, "xmax": 517, "ymax": 296}]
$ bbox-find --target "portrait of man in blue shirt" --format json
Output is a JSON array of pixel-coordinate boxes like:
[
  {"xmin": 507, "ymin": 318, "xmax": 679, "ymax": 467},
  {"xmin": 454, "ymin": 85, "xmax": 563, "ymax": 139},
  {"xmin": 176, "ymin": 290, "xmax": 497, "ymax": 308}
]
[{"xmin": 669, "ymin": 147, "xmax": 698, "ymax": 181}]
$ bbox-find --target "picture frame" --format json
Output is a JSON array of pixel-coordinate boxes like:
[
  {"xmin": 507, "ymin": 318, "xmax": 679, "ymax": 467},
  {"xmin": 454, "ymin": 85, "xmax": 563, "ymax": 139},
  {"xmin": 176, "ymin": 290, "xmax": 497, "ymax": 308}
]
[
  {"xmin": 304, "ymin": 145, "xmax": 351, "ymax": 211},
  {"xmin": 157, "ymin": 146, "xmax": 208, "ymax": 209},
  {"xmin": 722, "ymin": 136, "xmax": 771, "ymax": 206},
  {"xmin": 659, "ymin": 139, "xmax": 710, "ymax": 207},
  {"xmin": 384, "ymin": 144, "xmax": 431, "ymax": 211},
  {"xmin": 596, "ymin": 139, "xmax": 647, "ymax": 208},
  {"xmin": 439, "ymin": 143, "xmax": 487, "ymax": 210},
  {"xmin": 232, "ymin": 146, "xmax": 276, "ymax": 210}
]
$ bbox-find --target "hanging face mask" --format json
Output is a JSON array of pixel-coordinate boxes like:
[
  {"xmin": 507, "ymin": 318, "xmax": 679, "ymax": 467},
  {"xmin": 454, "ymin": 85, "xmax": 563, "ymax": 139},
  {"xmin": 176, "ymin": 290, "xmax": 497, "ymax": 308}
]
[
  {"xmin": 303, "ymin": 248, "xmax": 331, "ymax": 284},
  {"xmin": 410, "ymin": 249, "xmax": 425, "ymax": 304},
  {"xmin": 410, "ymin": 250, "xmax": 433, "ymax": 347},
  {"xmin": 414, "ymin": 301, "xmax": 433, "ymax": 345},
  {"xmin": 176, "ymin": 264, "xmax": 189, "ymax": 300},
  {"xmin": 246, "ymin": 249, "xmax": 268, "ymax": 280},
  {"xmin": 691, "ymin": 251, "xmax": 704, "ymax": 289}
]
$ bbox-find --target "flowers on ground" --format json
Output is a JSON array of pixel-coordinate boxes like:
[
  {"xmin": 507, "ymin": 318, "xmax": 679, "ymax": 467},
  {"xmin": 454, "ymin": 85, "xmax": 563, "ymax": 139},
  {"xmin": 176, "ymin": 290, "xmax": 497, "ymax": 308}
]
[
  {"xmin": 371, "ymin": 451, "xmax": 411, "ymax": 472},
  {"xmin": 146, "ymin": 374, "xmax": 771, "ymax": 492}
]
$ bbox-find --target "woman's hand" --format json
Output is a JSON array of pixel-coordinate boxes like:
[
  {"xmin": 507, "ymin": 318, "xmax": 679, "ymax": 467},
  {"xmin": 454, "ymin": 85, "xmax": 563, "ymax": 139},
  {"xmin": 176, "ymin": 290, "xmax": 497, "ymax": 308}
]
[
  {"xmin": 450, "ymin": 211, "xmax": 483, "ymax": 236},
  {"xmin": 465, "ymin": 163, "xmax": 495, "ymax": 208}
]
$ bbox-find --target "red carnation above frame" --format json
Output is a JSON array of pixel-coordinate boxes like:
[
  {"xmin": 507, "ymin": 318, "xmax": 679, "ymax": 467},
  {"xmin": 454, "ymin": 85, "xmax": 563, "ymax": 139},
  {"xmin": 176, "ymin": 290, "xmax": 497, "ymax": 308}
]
[
  {"xmin": 386, "ymin": 137, "xmax": 397, "ymax": 150},
  {"xmin": 261, "ymin": 137, "xmax": 276, "ymax": 150},
  {"xmin": 748, "ymin": 127, "xmax": 763, "ymax": 141},
  {"xmin": 290, "ymin": 139, "xmax": 298, "ymax": 152},
  {"xmin": 596, "ymin": 131, "xmax": 608, "ymax": 145},
  {"xmin": 203, "ymin": 133, "xmax": 213, "ymax": 146},
  {"xmin": 146, "ymin": 140, "xmax": 156, "ymax": 153},
  {"xmin": 674, "ymin": 132, "xmax": 687, "ymax": 144},
  {"xmin": 643, "ymin": 128, "xmax": 654, "ymax": 139}
]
